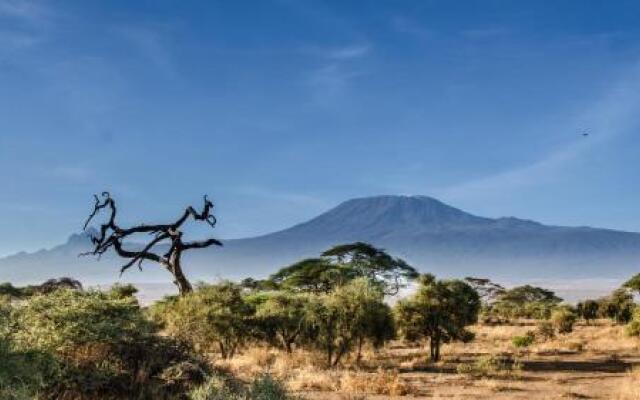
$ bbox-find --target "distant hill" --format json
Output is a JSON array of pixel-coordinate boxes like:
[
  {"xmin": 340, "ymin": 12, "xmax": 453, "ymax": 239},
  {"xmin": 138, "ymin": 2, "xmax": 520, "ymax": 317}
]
[{"xmin": 1, "ymin": 195, "xmax": 640, "ymax": 287}]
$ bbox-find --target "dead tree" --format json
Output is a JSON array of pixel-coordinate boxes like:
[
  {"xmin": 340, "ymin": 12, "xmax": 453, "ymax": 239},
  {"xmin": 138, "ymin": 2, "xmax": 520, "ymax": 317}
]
[{"xmin": 82, "ymin": 192, "xmax": 222, "ymax": 295}]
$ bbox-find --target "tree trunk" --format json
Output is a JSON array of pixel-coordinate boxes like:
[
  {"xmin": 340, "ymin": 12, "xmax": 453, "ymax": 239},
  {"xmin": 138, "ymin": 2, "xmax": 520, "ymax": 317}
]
[
  {"xmin": 429, "ymin": 335, "xmax": 441, "ymax": 362},
  {"xmin": 356, "ymin": 336, "xmax": 364, "ymax": 365},
  {"xmin": 168, "ymin": 250, "xmax": 193, "ymax": 295}
]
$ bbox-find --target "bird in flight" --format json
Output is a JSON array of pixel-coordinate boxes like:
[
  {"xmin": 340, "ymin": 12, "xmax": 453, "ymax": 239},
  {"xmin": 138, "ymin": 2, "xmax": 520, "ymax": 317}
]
[{"xmin": 581, "ymin": 129, "xmax": 590, "ymax": 137}]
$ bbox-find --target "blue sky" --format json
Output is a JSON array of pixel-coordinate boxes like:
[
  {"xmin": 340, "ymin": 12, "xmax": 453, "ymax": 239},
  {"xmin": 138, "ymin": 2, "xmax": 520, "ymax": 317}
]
[{"xmin": 1, "ymin": 0, "xmax": 640, "ymax": 256}]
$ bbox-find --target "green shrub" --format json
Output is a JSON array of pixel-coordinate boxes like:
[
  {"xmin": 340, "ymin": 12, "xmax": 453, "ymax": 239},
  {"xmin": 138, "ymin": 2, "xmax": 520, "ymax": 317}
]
[
  {"xmin": 550, "ymin": 308, "xmax": 577, "ymax": 334},
  {"xmin": 9, "ymin": 288, "xmax": 207, "ymax": 399},
  {"xmin": 511, "ymin": 331, "xmax": 535, "ymax": 348},
  {"xmin": 624, "ymin": 308, "xmax": 640, "ymax": 337},
  {"xmin": 189, "ymin": 374, "xmax": 298, "ymax": 400},
  {"xmin": 153, "ymin": 282, "xmax": 255, "ymax": 359}
]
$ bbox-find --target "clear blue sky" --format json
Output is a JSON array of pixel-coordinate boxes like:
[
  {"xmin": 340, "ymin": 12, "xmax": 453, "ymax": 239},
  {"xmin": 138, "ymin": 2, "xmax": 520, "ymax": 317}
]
[{"xmin": 1, "ymin": 0, "xmax": 640, "ymax": 256}]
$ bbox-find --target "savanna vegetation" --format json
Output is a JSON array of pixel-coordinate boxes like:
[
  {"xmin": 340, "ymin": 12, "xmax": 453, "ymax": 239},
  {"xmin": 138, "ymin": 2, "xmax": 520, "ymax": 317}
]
[{"xmin": 3, "ymin": 196, "xmax": 640, "ymax": 399}]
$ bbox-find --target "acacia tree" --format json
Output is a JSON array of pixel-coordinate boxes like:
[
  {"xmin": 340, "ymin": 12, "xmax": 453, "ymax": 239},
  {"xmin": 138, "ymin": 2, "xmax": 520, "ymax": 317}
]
[
  {"xmin": 269, "ymin": 242, "xmax": 418, "ymax": 295},
  {"xmin": 395, "ymin": 274, "xmax": 480, "ymax": 362},
  {"xmin": 82, "ymin": 192, "xmax": 221, "ymax": 295}
]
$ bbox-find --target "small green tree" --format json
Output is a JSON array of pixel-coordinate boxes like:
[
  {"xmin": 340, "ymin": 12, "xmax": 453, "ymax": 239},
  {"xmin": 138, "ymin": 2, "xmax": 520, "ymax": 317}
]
[
  {"xmin": 490, "ymin": 285, "xmax": 562, "ymax": 320},
  {"xmin": 249, "ymin": 291, "xmax": 310, "ymax": 353},
  {"xmin": 576, "ymin": 299, "xmax": 599, "ymax": 324},
  {"xmin": 599, "ymin": 289, "xmax": 634, "ymax": 324},
  {"xmin": 304, "ymin": 278, "xmax": 393, "ymax": 367},
  {"xmin": 158, "ymin": 282, "xmax": 254, "ymax": 359},
  {"xmin": 395, "ymin": 274, "xmax": 480, "ymax": 362}
]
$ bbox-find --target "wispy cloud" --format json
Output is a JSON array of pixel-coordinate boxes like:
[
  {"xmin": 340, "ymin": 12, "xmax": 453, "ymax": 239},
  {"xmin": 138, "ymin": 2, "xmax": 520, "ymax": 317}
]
[
  {"xmin": 436, "ymin": 62, "xmax": 640, "ymax": 201},
  {"xmin": 303, "ymin": 43, "xmax": 372, "ymax": 60},
  {"xmin": 303, "ymin": 43, "xmax": 371, "ymax": 105}
]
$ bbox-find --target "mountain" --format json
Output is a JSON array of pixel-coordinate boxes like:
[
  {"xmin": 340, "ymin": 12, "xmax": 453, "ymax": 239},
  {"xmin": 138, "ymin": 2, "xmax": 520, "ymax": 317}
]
[{"xmin": 1, "ymin": 195, "xmax": 640, "ymax": 287}]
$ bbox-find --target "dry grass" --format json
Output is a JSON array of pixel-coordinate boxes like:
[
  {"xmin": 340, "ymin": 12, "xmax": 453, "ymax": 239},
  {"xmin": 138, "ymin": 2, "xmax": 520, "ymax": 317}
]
[
  {"xmin": 615, "ymin": 366, "xmax": 640, "ymax": 400},
  {"xmin": 215, "ymin": 320, "xmax": 640, "ymax": 399}
]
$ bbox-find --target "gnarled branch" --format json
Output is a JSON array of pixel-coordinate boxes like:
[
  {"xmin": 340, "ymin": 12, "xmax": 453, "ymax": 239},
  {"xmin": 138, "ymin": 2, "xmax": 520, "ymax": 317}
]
[{"xmin": 81, "ymin": 192, "xmax": 222, "ymax": 294}]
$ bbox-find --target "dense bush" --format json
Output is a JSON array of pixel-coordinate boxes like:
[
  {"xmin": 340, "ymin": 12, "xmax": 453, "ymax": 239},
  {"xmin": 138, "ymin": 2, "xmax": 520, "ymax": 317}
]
[
  {"xmin": 304, "ymin": 278, "xmax": 394, "ymax": 367},
  {"xmin": 154, "ymin": 282, "xmax": 255, "ymax": 359},
  {"xmin": 550, "ymin": 307, "xmax": 577, "ymax": 334},
  {"xmin": 8, "ymin": 288, "xmax": 208, "ymax": 399},
  {"xmin": 625, "ymin": 308, "xmax": 640, "ymax": 337},
  {"xmin": 189, "ymin": 373, "xmax": 297, "ymax": 400}
]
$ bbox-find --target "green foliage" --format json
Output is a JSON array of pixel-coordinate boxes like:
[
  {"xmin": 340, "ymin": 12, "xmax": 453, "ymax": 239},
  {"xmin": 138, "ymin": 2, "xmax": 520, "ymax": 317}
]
[
  {"xmin": 0, "ymin": 278, "xmax": 83, "ymax": 300},
  {"xmin": 304, "ymin": 278, "xmax": 393, "ymax": 367},
  {"xmin": 550, "ymin": 307, "xmax": 577, "ymax": 334},
  {"xmin": 625, "ymin": 320, "xmax": 640, "ymax": 337},
  {"xmin": 624, "ymin": 307, "xmax": 640, "ymax": 337},
  {"xmin": 249, "ymin": 291, "xmax": 310, "ymax": 352},
  {"xmin": 488, "ymin": 285, "xmax": 562, "ymax": 320},
  {"xmin": 1, "ymin": 297, "xmax": 56, "ymax": 400},
  {"xmin": 269, "ymin": 242, "xmax": 418, "ymax": 295},
  {"xmin": 13, "ymin": 289, "xmax": 152, "ymax": 353},
  {"xmin": 0, "ymin": 283, "xmax": 24, "ymax": 298},
  {"xmin": 108, "ymin": 283, "xmax": 139, "ymax": 299},
  {"xmin": 576, "ymin": 299, "xmax": 599, "ymax": 323},
  {"xmin": 623, "ymin": 273, "xmax": 640, "ymax": 294},
  {"xmin": 598, "ymin": 288, "xmax": 634, "ymax": 324},
  {"xmin": 512, "ymin": 331, "xmax": 535, "ymax": 348},
  {"xmin": 395, "ymin": 274, "xmax": 480, "ymax": 362},
  {"xmin": 270, "ymin": 258, "xmax": 351, "ymax": 294},
  {"xmin": 189, "ymin": 373, "xmax": 298, "ymax": 400},
  {"xmin": 155, "ymin": 282, "xmax": 255, "ymax": 359},
  {"xmin": 8, "ymin": 288, "xmax": 207, "ymax": 399}
]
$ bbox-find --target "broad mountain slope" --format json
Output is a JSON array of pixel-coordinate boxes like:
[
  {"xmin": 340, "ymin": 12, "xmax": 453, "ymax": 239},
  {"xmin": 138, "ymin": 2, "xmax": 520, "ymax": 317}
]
[{"xmin": 1, "ymin": 195, "xmax": 640, "ymax": 285}]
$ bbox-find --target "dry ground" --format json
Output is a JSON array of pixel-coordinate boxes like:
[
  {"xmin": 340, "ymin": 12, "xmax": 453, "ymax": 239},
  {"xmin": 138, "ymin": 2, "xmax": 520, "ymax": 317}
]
[{"xmin": 218, "ymin": 320, "xmax": 640, "ymax": 399}]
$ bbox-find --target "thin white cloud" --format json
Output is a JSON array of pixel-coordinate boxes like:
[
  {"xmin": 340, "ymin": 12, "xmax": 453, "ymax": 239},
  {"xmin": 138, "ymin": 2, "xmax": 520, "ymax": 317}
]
[
  {"xmin": 301, "ymin": 42, "xmax": 371, "ymax": 104},
  {"xmin": 303, "ymin": 44, "xmax": 371, "ymax": 60},
  {"xmin": 327, "ymin": 44, "xmax": 371, "ymax": 60},
  {"xmin": 436, "ymin": 62, "xmax": 640, "ymax": 201}
]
